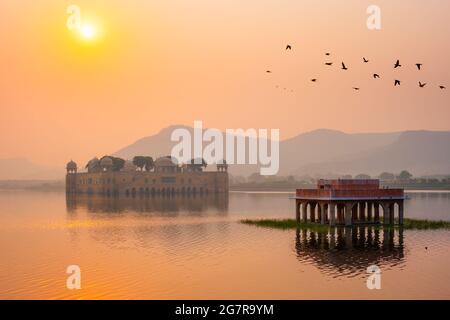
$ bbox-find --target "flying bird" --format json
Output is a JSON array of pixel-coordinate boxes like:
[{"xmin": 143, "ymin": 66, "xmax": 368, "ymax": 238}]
[
  {"xmin": 325, "ymin": 62, "xmax": 333, "ymax": 66},
  {"xmin": 394, "ymin": 80, "xmax": 401, "ymax": 86},
  {"xmin": 416, "ymin": 63, "xmax": 423, "ymax": 70},
  {"xmin": 394, "ymin": 60, "xmax": 401, "ymax": 68},
  {"xmin": 419, "ymin": 82, "xmax": 426, "ymax": 88},
  {"xmin": 325, "ymin": 52, "xmax": 331, "ymax": 56},
  {"xmin": 352, "ymin": 87, "xmax": 360, "ymax": 91},
  {"xmin": 363, "ymin": 57, "xmax": 369, "ymax": 63},
  {"xmin": 311, "ymin": 79, "xmax": 317, "ymax": 82},
  {"xmin": 373, "ymin": 74, "xmax": 380, "ymax": 79},
  {"xmin": 341, "ymin": 62, "xmax": 348, "ymax": 70},
  {"xmin": 286, "ymin": 45, "xmax": 292, "ymax": 50},
  {"xmin": 266, "ymin": 70, "xmax": 272, "ymax": 73},
  {"xmin": 440, "ymin": 85, "xmax": 446, "ymax": 89}
]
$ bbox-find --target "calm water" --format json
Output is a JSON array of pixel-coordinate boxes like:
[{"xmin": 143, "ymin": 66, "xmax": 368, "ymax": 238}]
[{"xmin": 1, "ymin": 191, "xmax": 450, "ymax": 299}]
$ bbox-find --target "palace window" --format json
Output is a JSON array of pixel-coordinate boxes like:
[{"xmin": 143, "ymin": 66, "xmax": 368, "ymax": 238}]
[{"xmin": 161, "ymin": 177, "xmax": 176, "ymax": 184}]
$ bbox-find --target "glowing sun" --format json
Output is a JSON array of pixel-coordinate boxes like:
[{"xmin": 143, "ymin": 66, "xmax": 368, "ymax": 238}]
[{"xmin": 79, "ymin": 23, "xmax": 97, "ymax": 40}]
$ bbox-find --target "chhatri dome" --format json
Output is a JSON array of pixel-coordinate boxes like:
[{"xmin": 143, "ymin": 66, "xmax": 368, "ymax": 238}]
[
  {"xmin": 154, "ymin": 156, "xmax": 177, "ymax": 167},
  {"xmin": 66, "ymin": 160, "xmax": 77, "ymax": 173},
  {"xmin": 66, "ymin": 160, "xmax": 77, "ymax": 170},
  {"xmin": 100, "ymin": 156, "xmax": 113, "ymax": 167}
]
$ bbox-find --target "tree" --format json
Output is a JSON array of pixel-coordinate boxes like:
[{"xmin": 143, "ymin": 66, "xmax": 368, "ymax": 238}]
[
  {"xmin": 379, "ymin": 172, "xmax": 395, "ymax": 181},
  {"xmin": 144, "ymin": 157, "xmax": 154, "ymax": 171},
  {"xmin": 133, "ymin": 156, "xmax": 147, "ymax": 171},
  {"xmin": 398, "ymin": 170, "xmax": 413, "ymax": 181},
  {"xmin": 110, "ymin": 157, "xmax": 125, "ymax": 172}
]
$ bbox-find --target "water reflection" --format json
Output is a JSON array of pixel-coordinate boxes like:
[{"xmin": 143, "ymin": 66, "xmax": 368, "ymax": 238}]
[
  {"xmin": 295, "ymin": 227, "xmax": 405, "ymax": 277},
  {"xmin": 66, "ymin": 193, "xmax": 229, "ymax": 216}
]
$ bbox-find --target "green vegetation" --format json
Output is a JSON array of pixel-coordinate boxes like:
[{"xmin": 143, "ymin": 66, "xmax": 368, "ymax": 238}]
[
  {"xmin": 241, "ymin": 218, "xmax": 450, "ymax": 231},
  {"xmin": 241, "ymin": 219, "xmax": 329, "ymax": 232},
  {"xmin": 132, "ymin": 156, "xmax": 154, "ymax": 171},
  {"xmin": 401, "ymin": 218, "xmax": 450, "ymax": 230}
]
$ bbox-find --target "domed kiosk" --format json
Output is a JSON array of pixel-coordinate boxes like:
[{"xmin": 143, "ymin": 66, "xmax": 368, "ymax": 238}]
[
  {"xmin": 66, "ymin": 160, "xmax": 77, "ymax": 174},
  {"xmin": 100, "ymin": 156, "xmax": 113, "ymax": 172}
]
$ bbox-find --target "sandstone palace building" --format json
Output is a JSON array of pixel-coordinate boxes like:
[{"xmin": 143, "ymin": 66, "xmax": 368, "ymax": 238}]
[{"xmin": 66, "ymin": 156, "xmax": 228, "ymax": 196}]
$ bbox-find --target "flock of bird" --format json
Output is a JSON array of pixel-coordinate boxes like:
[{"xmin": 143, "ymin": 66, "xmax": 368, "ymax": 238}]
[{"xmin": 266, "ymin": 44, "xmax": 446, "ymax": 92}]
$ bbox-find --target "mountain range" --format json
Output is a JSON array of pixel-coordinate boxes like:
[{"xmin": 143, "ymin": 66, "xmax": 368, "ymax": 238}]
[
  {"xmin": 1, "ymin": 127, "xmax": 449, "ymax": 180},
  {"xmin": 114, "ymin": 126, "xmax": 450, "ymax": 177}
]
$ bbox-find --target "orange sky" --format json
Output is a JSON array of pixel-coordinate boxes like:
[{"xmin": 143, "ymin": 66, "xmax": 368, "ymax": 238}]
[{"xmin": 0, "ymin": 0, "xmax": 449, "ymax": 167}]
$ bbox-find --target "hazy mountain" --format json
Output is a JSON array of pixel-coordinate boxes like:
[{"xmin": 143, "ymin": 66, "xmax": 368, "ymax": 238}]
[
  {"xmin": 293, "ymin": 130, "xmax": 450, "ymax": 176},
  {"xmin": 278, "ymin": 129, "xmax": 400, "ymax": 175},
  {"xmin": 0, "ymin": 158, "xmax": 63, "ymax": 180},
  {"xmin": 113, "ymin": 125, "xmax": 450, "ymax": 177},
  {"xmin": 3, "ymin": 127, "xmax": 447, "ymax": 180}
]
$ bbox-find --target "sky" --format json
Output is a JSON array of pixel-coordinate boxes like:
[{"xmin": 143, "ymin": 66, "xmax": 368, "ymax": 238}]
[{"xmin": 0, "ymin": 0, "xmax": 449, "ymax": 167}]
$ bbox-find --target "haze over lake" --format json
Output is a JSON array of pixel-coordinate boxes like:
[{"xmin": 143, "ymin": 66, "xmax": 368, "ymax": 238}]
[{"xmin": 1, "ymin": 191, "xmax": 450, "ymax": 299}]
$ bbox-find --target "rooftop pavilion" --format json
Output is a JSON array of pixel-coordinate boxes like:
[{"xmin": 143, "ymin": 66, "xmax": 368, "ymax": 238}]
[{"xmin": 294, "ymin": 179, "xmax": 405, "ymax": 227}]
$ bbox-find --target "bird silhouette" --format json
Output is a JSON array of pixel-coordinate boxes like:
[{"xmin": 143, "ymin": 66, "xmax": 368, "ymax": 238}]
[
  {"xmin": 373, "ymin": 74, "xmax": 380, "ymax": 79},
  {"xmin": 311, "ymin": 79, "xmax": 317, "ymax": 82},
  {"xmin": 363, "ymin": 57, "xmax": 369, "ymax": 63},
  {"xmin": 325, "ymin": 62, "xmax": 333, "ymax": 66},
  {"xmin": 352, "ymin": 87, "xmax": 360, "ymax": 91},
  {"xmin": 416, "ymin": 63, "xmax": 422, "ymax": 70},
  {"xmin": 325, "ymin": 52, "xmax": 331, "ymax": 56},
  {"xmin": 394, "ymin": 80, "xmax": 401, "ymax": 86},
  {"xmin": 394, "ymin": 60, "xmax": 401, "ymax": 68},
  {"xmin": 341, "ymin": 62, "xmax": 348, "ymax": 70},
  {"xmin": 425, "ymin": 247, "xmax": 428, "ymax": 250},
  {"xmin": 286, "ymin": 45, "xmax": 292, "ymax": 50},
  {"xmin": 419, "ymin": 82, "xmax": 426, "ymax": 88},
  {"xmin": 439, "ymin": 85, "xmax": 446, "ymax": 89},
  {"xmin": 266, "ymin": 70, "xmax": 272, "ymax": 73}
]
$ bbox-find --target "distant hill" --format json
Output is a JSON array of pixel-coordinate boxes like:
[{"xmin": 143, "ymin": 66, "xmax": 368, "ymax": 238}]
[
  {"xmin": 293, "ymin": 130, "xmax": 450, "ymax": 176},
  {"xmin": 114, "ymin": 126, "xmax": 450, "ymax": 177},
  {"xmin": 3, "ymin": 127, "xmax": 447, "ymax": 181},
  {"xmin": 0, "ymin": 158, "xmax": 63, "ymax": 180}
]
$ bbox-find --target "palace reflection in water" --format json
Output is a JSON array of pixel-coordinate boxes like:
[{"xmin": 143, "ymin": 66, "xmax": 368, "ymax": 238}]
[
  {"xmin": 66, "ymin": 193, "xmax": 229, "ymax": 216},
  {"xmin": 295, "ymin": 227, "xmax": 405, "ymax": 277}
]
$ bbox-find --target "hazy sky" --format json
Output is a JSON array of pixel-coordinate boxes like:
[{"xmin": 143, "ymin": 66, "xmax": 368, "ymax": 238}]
[{"xmin": 0, "ymin": 0, "xmax": 449, "ymax": 166}]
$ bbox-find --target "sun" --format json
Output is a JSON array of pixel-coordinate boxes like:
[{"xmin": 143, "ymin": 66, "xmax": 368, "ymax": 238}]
[
  {"xmin": 81, "ymin": 24, "xmax": 96, "ymax": 39},
  {"xmin": 79, "ymin": 23, "xmax": 97, "ymax": 40}
]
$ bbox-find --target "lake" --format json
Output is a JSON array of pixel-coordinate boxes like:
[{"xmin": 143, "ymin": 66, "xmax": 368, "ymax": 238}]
[{"xmin": 1, "ymin": 190, "xmax": 450, "ymax": 299}]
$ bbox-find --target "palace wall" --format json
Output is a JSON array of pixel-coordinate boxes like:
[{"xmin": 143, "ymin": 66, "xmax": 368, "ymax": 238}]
[{"xmin": 66, "ymin": 171, "xmax": 228, "ymax": 196}]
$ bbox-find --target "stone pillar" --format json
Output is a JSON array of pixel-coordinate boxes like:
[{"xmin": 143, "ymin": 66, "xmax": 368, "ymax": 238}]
[
  {"xmin": 302, "ymin": 202, "xmax": 308, "ymax": 223},
  {"xmin": 296, "ymin": 200, "xmax": 301, "ymax": 223},
  {"xmin": 374, "ymin": 203, "xmax": 380, "ymax": 223},
  {"xmin": 359, "ymin": 202, "xmax": 366, "ymax": 222},
  {"xmin": 398, "ymin": 201, "xmax": 404, "ymax": 225},
  {"xmin": 345, "ymin": 203, "xmax": 353, "ymax": 226},
  {"xmin": 389, "ymin": 203, "xmax": 395, "ymax": 225},
  {"xmin": 320, "ymin": 203, "xmax": 326, "ymax": 225},
  {"xmin": 383, "ymin": 203, "xmax": 390, "ymax": 225},
  {"xmin": 329, "ymin": 203, "xmax": 336, "ymax": 226},
  {"xmin": 301, "ymin": 202, "xmax": 308, "ymax": 223},
  {"xmin": 352, "ymin": 204, "xmax": 358, "ymax": 221},
  {"xmin": 317, "ymin": 203, "xmax": 322, "ymax": 223},
  {"xmin": 338, "ymin": 205, "xmax": 344, "ymax": 224},
  {"xmin": 367, "ymin": 202, "xmax": 373, "ymax": 222},
  {"xmin": 310, "ymin": 203, "xmax": 316, "ymax": 223}
]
